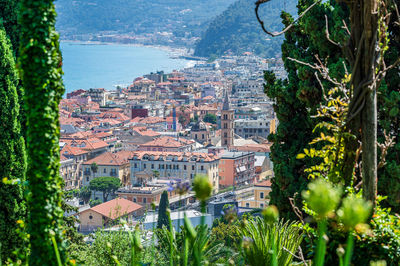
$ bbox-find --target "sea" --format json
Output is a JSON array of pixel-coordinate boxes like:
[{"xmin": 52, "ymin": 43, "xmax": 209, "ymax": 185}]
[{"xmin": 60, "ymin": 42, "xmax": 190, "ymax": 95}]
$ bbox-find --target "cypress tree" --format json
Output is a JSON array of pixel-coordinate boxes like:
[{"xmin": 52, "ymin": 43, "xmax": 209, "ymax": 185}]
[
  {"xmin": 157, "ymin": 191, "xmax": 170, "ymax": 230},
  {"xmin": 0, "ymin": 0, "xmax": 20, "ymax": 53},
  {"xmin": 18, "ymin": 0, "xmax": 66, "ymax": 263},
  {"xmin": 0, "ymin": 26, "xmax": 26, "ymax": 263},
  {"xmin": 265, "ymin": 0, "xmax": 347, "ymax": 220}
]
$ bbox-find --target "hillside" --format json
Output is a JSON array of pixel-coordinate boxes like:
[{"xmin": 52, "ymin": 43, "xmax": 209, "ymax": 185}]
[
  {"xmin": 55, "ymin": 0, "xmax": 235, "ymax": 43},
  {"xmin": 194, "ymin": 0, "xmax": 297, "ymax": 58}
]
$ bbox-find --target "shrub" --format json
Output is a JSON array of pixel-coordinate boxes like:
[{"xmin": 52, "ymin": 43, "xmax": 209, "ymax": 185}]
[{"xmin": 239, "ymin": 218, "xmax": 303, "ymax": 266}]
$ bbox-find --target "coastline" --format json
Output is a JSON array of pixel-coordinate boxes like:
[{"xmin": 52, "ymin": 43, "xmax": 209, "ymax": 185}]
[{"xmin": 60, "ymin": 39, "xmax": 190, "ymax": 58}]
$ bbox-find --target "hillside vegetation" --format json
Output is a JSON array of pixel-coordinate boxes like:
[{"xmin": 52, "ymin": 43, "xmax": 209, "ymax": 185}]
[
  {"xmin": 55, "ymin": 0, "xmax": 235, "ymax": 39},
  {"xmin": 194, "ymin": 0, "xmax": 297, "ymax": 58}
]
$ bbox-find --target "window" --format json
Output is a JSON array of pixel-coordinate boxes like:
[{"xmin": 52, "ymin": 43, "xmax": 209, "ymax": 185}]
[
  {"xmin": 224, "ymin": 123, "xmax": 227, "ymax": 129},
  {"xmin": 260, "ymin": 192, "xmax": 264, "ymax": 199},
  {"xmin": 143, "ymin": 198, "xmax": 147, "ymax": 203},
  {"xmin": 184, "ymin": 165, "xmax": 187, "ymax": 170},
  {"xmin": 260, "ymin": 203, "xmax": 264, "ymax": 208},
  {"xmin": 201, "ymin": 165, "xmax": 204, "ymax": 171},
  {"xmin": 89, "ymin": 215, "xmax": 93, "ymax": 220},
  {"xmin": 192, "ymin": 165, "xmax": 195, "ymax": 170},
  {"xmin": 246, "ymin": 203, "xmax": 250, "ymax": 208},
  {"xmin": 103, "ymin": 168, "xmax": 106, "ymax": 173},
  {"xmin": 133, "ymin": 197, "xmax": 136, "ymax": 203},
  {"xmin": 134, "ymin": 163, "xmax": 138, "ymax": 168},
  {"xmin": 151, "ymin": 164, "xmax": 154, "ymax": 169},
  {"xmin": 86, "ymin": 176, "xmax": 89, "ymax": 182},
  {"xmin": 202, "ymin": 134, "xmax": 205, "ymax": 139},
  {"xmin": 224, "ymin": 132, "xmax": 227, "ymax": 138},
  {"xmin": 143, "ymin": 163, "xmax": 147, "ymax": 169}
]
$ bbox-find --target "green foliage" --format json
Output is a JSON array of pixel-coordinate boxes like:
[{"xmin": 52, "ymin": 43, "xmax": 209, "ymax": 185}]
[
  {"xmin": 265, "ymin": 0, "xmax": 348, "ymax": 220},
  {"xmin": 89, "ymin": 199, "xmax": 102, "ymax": 207},
  {"xmin": 55, "ymin": 0, "xmax": 235, "ymax": 41},
  {"xmin": 377, "ymin": 0, "xmax": 400, "ymax": 212},
  {"xmin": 192, "ymin": 174, "xmax": 212, "ymax": 202},
  {"xmin": 89, "ymin": 176, "xmax": 120, "ymax": 202},
  {"xmin": 0, "ymin": 26, "xmax": 26, "ymax": 263},
  {"xmin": 0, "ymin": 0, "xmax": 20, "ymax": 53},
  {"xmin": 239, "ymin": 218, "xmax": 303, "ymax": 266},
  {"xmin": 194, "ymin": 0, "xmax": 297, "ymax": 58},
  {"xmin": 156, "ymin": 219, "xmax": 236, "ymax": 265},
  {"xmin": 210, "ymin": 219, "xmax": 241, "ymax": 250},
  {"xmin": 157, "ymin": 190, "xmax": 170, "ymax": 230},
  {"xmin": 19, "ymin": 0, "xmax": 67, "ymax": 262},
  {"xmin": 352, "ymin": 197, "xmax": 400, "ymax": 264},
  {"xmin": 78, "ymin": 185, "xmax": 92, "ymax": 204},
  {"xmin": 90, "ymin": 162, "xmax": 98, "ymax": 173},
  {"xmin": 203, "ymin": 113, "xmax": 217, "ymax": 124},
  {"xmin": 69, "ymin": 229, "xmax": 162, "ymax": 265},
  {"xmin": 302, "ymin": 179, "xmax": 342, "ymax": 220}
]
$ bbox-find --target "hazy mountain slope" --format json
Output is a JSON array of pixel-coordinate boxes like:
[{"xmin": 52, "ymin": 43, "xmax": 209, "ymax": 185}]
[
  {"xmin": 55, "ymin": 0, "xmax": 236, "ymax": 39},
  {"xmin": 194, "ymin": 0, "xmax": 297, "ymax": 58}
]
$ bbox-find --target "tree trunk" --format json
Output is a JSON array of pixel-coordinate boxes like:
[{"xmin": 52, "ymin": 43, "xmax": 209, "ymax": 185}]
[
  {"xmin": 362, "ymin": 88, "xmax": 377, "ymax": 205},
  {"xmin": 345, "ymin": 0, "xmax": 380, "ymax": 207}
]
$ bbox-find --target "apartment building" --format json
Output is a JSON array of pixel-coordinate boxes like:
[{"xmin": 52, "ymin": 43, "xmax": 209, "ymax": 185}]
[
  {"xmin": 218, "ymin": 151, "xmax": 256, "ymax": 188},
  {"xmin": 234, "ymin": 119, "xmax": 270, "ymax": 139},
  {"xmin": 81, "ymin": 151, "xmax": 134, "ymax": 186},
  {"xmin": 129, "ymin": 151, "xmax": 220, "ymax": 193},
  {"xmin": 60, "ymin": 155, "xmax": 80, "ymax": 190}
]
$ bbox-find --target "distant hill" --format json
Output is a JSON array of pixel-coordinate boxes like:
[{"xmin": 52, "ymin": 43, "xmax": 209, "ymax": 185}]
[
  {"xmin": 194, "ymin": 0, "xmax": 297, "ymax": 58},
  {"xmin": 55, "ymin": 0, "xmax": 235, "ymax": 40}
]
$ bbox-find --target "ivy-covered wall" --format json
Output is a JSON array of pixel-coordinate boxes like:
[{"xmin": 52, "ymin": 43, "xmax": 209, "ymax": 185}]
[{"xmin": 18, "ymin": 0, "xmax": 66, "ymax": 263}]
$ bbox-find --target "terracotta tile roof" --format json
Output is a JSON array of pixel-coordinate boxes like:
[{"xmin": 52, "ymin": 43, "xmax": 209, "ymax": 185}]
[
  {"xmin": 130, "ymin": 151, "xmax": 219, "ymax": 162},
  {"xmin": 92, "ymin": 132, "xmax": 113, "ymax": 139},
  {"xmin": 255, "ymin": 179, "xmax": 272, "ymax": 187},
  {"xmin": 61, "ymin": 145, "xmax": 89, "ymax": 156},
  {"xmin": 69, "ymin": 131, "xmax": 93, "ymax": 139},
  {"xmin": 98, "ymin": 111, "xmax": 130, "ymax": 121},
  {"xmin": 138, "ymin": 116, "xmax": 165, "ymax": 124},
  {"xmin": 131, "ymin": 126, "xmax": 161, "ymax": 137},
  {"xmin": 233, "ymin": 144, "xmax": 271, "ymax": 153},
  {"xmin": 157, "ymin": 82, "xmax": 172, "ymax": 86},
  {"xmin": 62, "ymin": 137, "xmax": 109, "ymax": 151},
  {"xmin": 59, "ymin": 117, "xmax": 85, "ymax": 126},
  {"xmin": 83, "ymin": 151, "xmax": 134, "ymax": 166},
  {"xmin": 60, "ymin": 154, "xmax": 68, "ymax": 161},
  {"xmin": 86, "ymin": 138, "xmax": 110, "ymax": 150},
  {"xmin": 100, "ymin": 118, "xmax": 123, "ymax": 125},
  {"xmin": 90, "ymin": 198, "xmax": 143, "ymax": 220},
  {"xmin": 139, "ymin": 136, "xmax": 194, "ymax": 148}
]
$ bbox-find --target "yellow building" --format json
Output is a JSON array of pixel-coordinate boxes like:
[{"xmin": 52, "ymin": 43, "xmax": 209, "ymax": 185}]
[{"xmin": 238, "ymin": 179, "xmax": 271, "ymax": 209}]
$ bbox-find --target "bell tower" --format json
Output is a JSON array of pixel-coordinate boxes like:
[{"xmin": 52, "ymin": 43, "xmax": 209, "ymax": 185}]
[{"xmin": 221, "ymin": 92, "xmax": 234, "ymax": 148}]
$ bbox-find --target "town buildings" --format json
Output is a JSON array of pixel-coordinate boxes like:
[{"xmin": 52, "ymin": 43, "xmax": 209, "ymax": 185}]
[
  {"xmin": 81, "ymin": 151, "xmax": 134, "ymax": 186},
  {"xmin": 129, "ymin": 151, "xmax": 220, "ymax": 193},
  {"xmin": 218, "ymin": 151, "xmax": 256, "ymax": 188},
  {"xmin": 221, "ymin": 93, "xmax": 234, "ymax": 148},
  {"xmin": 234, "ymin": 119, "xmax": 270, "ymax": 139},
  {"xmin": 79, "ymin": 198, "xmax": 144, "ymax": 232},
  {"xmin": 61, "ymin": 53, "xmax": 281, "ymax": 227}
]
